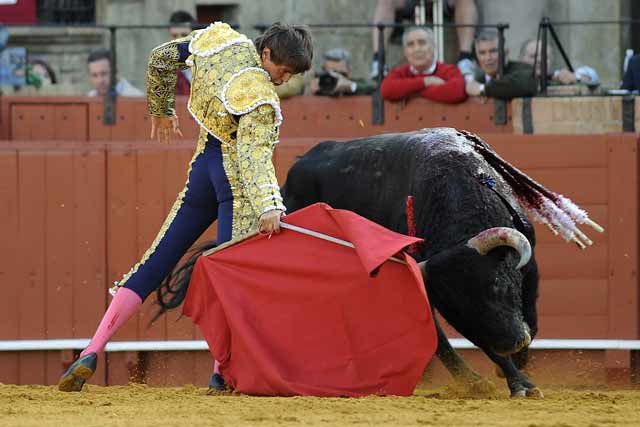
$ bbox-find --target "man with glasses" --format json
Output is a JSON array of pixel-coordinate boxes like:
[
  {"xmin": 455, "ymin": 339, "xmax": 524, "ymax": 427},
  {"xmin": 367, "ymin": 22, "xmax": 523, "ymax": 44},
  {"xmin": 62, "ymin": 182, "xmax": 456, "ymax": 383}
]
[{"xmin": 465, "ymin": 29, "xmax": 536, "ymax": 100}]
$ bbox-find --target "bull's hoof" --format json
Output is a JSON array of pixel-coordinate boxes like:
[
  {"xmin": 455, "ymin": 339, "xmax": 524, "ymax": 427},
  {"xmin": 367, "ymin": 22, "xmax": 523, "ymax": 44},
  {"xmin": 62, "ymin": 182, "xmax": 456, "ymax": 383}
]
[
  {"xmin": 526, "ymin": 387, "xmax": 544, "ymax": 399},
  {"xmin": 511, "ymin": 389, "xmax": 527, "ymax": 398},
  {"xmin": 510, "ymin": 386, "xmax": 544, "ymax": 399}
]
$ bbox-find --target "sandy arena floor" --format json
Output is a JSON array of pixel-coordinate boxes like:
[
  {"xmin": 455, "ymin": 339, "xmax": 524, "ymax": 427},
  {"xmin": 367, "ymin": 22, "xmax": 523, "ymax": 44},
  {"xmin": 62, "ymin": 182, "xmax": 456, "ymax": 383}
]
[{"xmin": 1, "ymin": 382, "xmax": 639, "ymax": 427}]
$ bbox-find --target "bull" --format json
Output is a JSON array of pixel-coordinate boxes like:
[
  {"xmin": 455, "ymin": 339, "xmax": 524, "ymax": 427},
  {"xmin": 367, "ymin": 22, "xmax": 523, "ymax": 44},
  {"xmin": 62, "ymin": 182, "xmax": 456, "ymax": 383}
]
[{"xmin": 280, "ymin": 128, "xmax": 602, "ymax": 398}]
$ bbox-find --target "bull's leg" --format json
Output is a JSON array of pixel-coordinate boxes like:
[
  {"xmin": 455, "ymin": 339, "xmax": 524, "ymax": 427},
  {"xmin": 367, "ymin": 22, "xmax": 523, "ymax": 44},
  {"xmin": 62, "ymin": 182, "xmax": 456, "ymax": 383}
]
[
  {"xmin": 506, "ymin": 259, "xmax": 540, "ymax": 374},
  {"xmin": 485, "ymin": 351, "xmax": 543, "ymax": 399},
  {"xmin": 434, "ymin": 315, "xmax": 481, "ymax": 382}
]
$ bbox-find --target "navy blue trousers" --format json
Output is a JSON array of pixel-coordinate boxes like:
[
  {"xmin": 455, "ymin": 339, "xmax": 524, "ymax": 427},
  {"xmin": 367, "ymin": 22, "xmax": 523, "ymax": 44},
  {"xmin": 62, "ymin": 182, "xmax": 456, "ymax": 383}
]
[{"xmin": 121, "ymin": 135, "xmax": 234, "ymax": 300}]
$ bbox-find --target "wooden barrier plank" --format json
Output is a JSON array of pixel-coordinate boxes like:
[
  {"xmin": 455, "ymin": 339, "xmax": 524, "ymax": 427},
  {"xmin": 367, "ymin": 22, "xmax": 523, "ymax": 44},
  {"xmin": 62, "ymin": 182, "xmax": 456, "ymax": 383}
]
[
  {"xmin": 606, "ymin": 135, "xmax": 639, "ymax": 340},
  {"xmin": 88, "ymin": 101, "xmax": 111, "ymax": 141},
  {"xmin": 72, "ymin": 149, "xmax": 107, "ymax": 338},
  {"xmin": 274, "ymin": 139, "xmax": 324, "ymax": 185},
  {"xmin": 11, "ymin": 105, "xmax": 56, "ymax": 140},
  {"xmin": 280, "ymin": 96, "xmax": 375, "ymax": 139},
  {"xmin": 0, "ymin": 96, "xmax": 8, "ymax": 140},
  {"xmin": 0, "ymin": 150, "xmax": 20, "ymax": 340},
  {"xmin": 0, "ymin": 353, "xmax": 19, "ymax": 384},
  {"xmin": 106, "ymin": 352, "xmax": 136, "ymax": 386},
  {"xmin": 491, "ymin": 135, "xmax": 609, "ymax": 169},
  {"xmin": 538, "ymin": 315, "xmax": 609, "ymax": 338},
  {"xmin": 146, "ymin": 351, "xmax": 197, "ymax": 386},
  {"xmin": 111, "ymin": 101, "xmax": 148, "ymax": 141},
  {"xmin": 536, "ymin": 242, "xmax": 608, "ymax": 280},
  {"xmin": 107, "ymin": 147, "xmax": 140, "ymax": 340},
  {"xmin": 538, "ymin": 279, "xmax": 608, "ymax": 316},
  {"xmin": 193, "ymin": 350, "xmax": 213, "ymax": 387},
  {"xmin": 521, "ymin": 167, "xmax": 608, "ymax": 205},
  {"xmin": 136, "ymin": 148, "xmax": 168, "ymax": 340},
  {"xmin": 17, "ymin": 151, "xmax": 47, "ymax": 339},
  {"xmin": 18, "ymin": 352, "xmax": 47, "ymax": 384},
  {"xmin": 45, "ymin": 151, "xmax": 75, "ymax": 338},
  {"xmin": 54, "ymin": 104, "xmax": 88, "ymax": 141}
]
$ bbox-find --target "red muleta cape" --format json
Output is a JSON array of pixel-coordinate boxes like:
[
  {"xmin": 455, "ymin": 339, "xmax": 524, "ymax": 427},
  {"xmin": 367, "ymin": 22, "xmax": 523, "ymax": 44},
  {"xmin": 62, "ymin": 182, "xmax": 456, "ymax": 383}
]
[{"xmin": 183, "ymin": 203, "xmax": 437, "ymax": 396}]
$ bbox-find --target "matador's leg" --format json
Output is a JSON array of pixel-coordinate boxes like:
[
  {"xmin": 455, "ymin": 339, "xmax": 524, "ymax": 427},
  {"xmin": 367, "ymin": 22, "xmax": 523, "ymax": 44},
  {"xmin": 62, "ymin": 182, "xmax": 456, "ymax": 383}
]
[{"xmin": 59, "ymin": 133, "xmax": 219, "ymax": 391}]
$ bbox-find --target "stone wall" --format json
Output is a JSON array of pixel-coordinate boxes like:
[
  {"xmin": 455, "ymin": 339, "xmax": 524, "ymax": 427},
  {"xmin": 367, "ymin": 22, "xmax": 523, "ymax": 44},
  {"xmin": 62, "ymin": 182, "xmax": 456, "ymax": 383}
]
[{"xmin": 511, "ymin": 96, "xmax": 631, "ymax": 134}]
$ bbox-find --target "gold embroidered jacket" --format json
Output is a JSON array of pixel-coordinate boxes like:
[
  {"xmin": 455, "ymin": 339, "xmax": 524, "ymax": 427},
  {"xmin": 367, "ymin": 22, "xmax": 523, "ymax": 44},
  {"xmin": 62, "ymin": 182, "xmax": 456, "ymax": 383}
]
[{"xmin": 146, "ymin": 22, "xmax": 285, "ymax": 218}]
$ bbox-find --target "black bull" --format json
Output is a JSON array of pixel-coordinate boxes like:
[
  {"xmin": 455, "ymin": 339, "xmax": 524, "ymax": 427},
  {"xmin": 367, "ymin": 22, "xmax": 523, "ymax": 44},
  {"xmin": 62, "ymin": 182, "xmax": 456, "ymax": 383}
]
[{"xmin": 281, "ymin": 128, "xmax": 543, "ymax": 398}]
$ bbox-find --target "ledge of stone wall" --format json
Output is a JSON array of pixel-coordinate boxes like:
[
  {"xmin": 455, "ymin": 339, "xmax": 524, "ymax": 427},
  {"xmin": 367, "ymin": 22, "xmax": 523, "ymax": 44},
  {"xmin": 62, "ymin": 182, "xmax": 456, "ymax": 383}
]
[{"xmin": 512, "ymin": 96, "xmax": 631, "ymax": 134}]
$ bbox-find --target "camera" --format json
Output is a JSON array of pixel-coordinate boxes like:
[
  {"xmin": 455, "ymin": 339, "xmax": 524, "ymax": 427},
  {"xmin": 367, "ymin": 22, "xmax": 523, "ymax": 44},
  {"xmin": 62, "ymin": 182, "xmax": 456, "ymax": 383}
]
[{"xmin": 315, "ymin": 71, "xmax": 338, "ymax": 95}]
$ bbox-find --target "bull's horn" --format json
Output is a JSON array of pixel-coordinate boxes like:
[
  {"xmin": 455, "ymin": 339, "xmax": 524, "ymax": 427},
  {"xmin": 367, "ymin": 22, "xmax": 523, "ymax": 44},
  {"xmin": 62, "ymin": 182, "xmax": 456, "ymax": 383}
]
[{"xmin": 466, "ymin": 227, "xmax": 532, "ymax": 269}]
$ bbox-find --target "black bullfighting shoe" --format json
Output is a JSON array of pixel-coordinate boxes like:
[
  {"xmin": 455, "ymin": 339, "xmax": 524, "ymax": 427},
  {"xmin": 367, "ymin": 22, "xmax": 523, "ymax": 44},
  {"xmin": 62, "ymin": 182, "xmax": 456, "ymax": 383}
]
[
  {"xmin": 207, "ymin": 373, "xmax": 230, "ymax": 395},
  {"xmin": 58, "ymin": 352, "xmax": 97, "ymax": 392}
]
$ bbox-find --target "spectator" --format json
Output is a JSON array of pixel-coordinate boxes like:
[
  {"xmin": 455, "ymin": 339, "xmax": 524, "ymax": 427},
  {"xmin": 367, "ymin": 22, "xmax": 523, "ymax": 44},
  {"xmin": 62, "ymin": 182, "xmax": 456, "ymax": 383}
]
[
  {"xmin": 28, "ymin": 59, "xmax": 57, "ymax": 88},
  {"xmin": 519, "ymin": 38, "xmax": 600, "ymax": 87},
  {"xmin": 310, "ymin": 48, "xmax": 377, "ymax": 96},
  {"xmin": 168, "ymin": 10, "xmax": 195, "ymax": 96},
  {"xmin": 380, "ymin": 27, "xmax": 466, "ymax": 103},
  {"xmin": 622, "ymin": 53, "xmax": 640, "ymax": 91},
  {"xmin": 371, "ymin": 0, "xmax": 478, "ymax": 78},
  {"xmin": 87, "ymin": 48, "xmax": 143, "ymax": 97},
  {"xmin": 465, "ymin": 29, "xmax": 536, "ymax": 100}
]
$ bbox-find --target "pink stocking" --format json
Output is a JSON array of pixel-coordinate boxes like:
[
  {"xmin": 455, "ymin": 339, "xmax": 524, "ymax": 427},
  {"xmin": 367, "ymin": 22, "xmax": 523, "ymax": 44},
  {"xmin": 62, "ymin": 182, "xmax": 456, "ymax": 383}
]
[{"xmin": 81, "ymin": 287, "xmax": 142, "ymax": 357}]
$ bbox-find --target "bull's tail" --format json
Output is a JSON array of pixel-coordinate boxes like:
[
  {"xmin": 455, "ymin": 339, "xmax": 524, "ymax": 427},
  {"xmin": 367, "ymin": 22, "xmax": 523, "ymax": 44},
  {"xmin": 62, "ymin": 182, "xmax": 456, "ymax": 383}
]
[
  {"xmin": 459, "ymin": 130, "xmax": 604, "ymax": 248},
  {"xmin": 150, "ymin": 239, "xmax": 218, "ymax": 325}
]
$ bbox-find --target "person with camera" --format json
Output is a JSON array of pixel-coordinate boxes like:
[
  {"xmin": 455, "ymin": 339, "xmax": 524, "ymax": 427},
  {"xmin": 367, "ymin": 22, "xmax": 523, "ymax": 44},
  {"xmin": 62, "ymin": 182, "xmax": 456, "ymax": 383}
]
[
  {"xmin": 310, "ymin": 48, "xmax": 377, "ymax": 96},
  {"xmin": 380, "ymin": 27, "xmax": 466, "ymax": 103}
]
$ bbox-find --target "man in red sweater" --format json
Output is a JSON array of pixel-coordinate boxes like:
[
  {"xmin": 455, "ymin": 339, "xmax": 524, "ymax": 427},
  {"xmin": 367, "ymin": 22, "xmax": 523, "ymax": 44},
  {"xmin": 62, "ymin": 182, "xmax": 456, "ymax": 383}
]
[{"xmin": 380, "ymin": 27, "xmax": 466, "ymax": 103}]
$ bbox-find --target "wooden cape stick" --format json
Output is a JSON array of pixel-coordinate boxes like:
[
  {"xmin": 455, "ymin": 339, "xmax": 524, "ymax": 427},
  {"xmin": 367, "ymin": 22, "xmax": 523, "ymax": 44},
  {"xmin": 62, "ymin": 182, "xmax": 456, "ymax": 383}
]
[{"xmin": 202, "ymin": 222, "xmax": 407, "ymax": 265}]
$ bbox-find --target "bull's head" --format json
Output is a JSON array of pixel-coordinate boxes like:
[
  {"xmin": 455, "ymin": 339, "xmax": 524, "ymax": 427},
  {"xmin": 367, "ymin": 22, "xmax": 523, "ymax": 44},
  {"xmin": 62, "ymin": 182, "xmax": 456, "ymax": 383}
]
[{"xmin": 419, "ymin": 227, "xmax": 532, "ymax": 356}]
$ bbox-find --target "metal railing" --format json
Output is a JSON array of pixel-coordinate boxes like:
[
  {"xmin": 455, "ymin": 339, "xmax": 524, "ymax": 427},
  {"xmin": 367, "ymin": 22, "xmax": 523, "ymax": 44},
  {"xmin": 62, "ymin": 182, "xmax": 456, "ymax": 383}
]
[
  {"xmin": 536, "ymin": 17, "xmax": 640, "ymax": 95},
  {"xmin": 255, "ymin": 22, "xmax": 509, "ymax": 125}
]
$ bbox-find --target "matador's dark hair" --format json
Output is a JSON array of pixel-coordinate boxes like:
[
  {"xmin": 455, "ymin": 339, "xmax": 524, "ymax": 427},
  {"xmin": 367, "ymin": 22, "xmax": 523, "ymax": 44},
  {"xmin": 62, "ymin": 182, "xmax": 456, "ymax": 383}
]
[{"xmin": 254, "ymin": 23, "xmax": 314, "ymax": 74}]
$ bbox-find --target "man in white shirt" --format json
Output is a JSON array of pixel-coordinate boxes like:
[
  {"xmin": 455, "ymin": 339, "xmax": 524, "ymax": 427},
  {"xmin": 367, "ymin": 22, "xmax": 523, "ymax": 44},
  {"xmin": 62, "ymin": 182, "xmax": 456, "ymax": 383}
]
[{"xmin": 87, "ymin": 48, "xmax": 144, "ymax": 97}]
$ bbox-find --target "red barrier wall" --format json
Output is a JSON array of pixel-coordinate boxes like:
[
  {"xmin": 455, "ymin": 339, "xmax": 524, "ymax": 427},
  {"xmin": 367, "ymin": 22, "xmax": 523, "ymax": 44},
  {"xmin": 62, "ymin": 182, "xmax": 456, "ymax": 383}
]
[
  {"xmin": 0, "ymin": 93, "xmax": 637, "ymax": 387},
  {"xmin": 0, "ymin": 96, "xmax": 512, "ymax": 142},
  {"xmin": 0, "ymin": 134, "xmax": 637, "ymax": 386}
]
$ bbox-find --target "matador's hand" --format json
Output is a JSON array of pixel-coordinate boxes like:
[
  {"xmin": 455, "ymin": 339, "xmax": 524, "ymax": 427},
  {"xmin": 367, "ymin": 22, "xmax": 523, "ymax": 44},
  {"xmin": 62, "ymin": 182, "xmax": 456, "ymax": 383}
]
[
  {"xmin": 150, "ymin": 115, "xmax": 183, "ymax": 144},
  {"xmin": 258, "ymin": 210, "xmax": 284, "ymax": 235}
]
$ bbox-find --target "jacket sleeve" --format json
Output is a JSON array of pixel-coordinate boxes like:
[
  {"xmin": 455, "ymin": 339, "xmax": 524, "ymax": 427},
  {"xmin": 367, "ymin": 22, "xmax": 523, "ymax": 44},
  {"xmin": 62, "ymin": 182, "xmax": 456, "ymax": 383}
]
[
  {"xmin": 420, "ymin": 65, "xmax": 466, "ymax": 103},
  {"xmin": 380, "ymin": 68, "xmax": 425, "ymax": 101},
  {"xmin": 236, "ymin": 104, "xmax": 286, "ymax": 215},
  {"xmin": 621, "ymin": 55, "xmax": 640, "ymax": 90},
  {"xmin": 146, "ymin": 33, "xmax": 194, "ymax": 117},
  {"xmin": 484, "ymin": 62, "xmax": 537, "ymax": 100}
]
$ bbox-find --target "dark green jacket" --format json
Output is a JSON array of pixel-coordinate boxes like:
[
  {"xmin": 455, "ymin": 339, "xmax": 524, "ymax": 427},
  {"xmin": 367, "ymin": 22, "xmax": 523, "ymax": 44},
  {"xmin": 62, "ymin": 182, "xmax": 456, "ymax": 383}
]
[{"xmin": 475, "ymin": 61, "xmax": 537, "ymax": 100}]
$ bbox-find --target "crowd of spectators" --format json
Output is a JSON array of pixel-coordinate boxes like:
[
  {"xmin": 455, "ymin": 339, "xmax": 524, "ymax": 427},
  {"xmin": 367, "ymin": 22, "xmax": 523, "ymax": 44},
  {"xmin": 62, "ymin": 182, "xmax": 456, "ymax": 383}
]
[{"xmin": 2, "ymin": 5, "xmax": 634, "ymax": 102}]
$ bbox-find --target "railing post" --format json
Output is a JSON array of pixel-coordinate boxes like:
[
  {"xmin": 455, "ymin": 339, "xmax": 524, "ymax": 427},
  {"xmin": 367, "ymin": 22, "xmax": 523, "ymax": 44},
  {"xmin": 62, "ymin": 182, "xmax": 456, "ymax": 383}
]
[
  {"xmin": 497, "ymin": 23, "xmax": 507, "ymax": 80},
  {"xmin": 372, "ymin": 23, "xmax": 385, "ymax": 125},
  {"xmin": 104, "ymin": 26, "xmax": 117, "ymax": 125},
  {"xmin": 540, "ymin": 17, "xmax": 550, "ymax": 95}
]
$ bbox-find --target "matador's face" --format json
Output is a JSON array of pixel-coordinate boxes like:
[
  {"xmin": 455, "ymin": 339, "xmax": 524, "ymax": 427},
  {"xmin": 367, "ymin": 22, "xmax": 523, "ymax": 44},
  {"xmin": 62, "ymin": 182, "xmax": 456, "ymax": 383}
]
[{"xmin": 261, "ymin": 48, "xmax": 295, "ymax": 86}]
